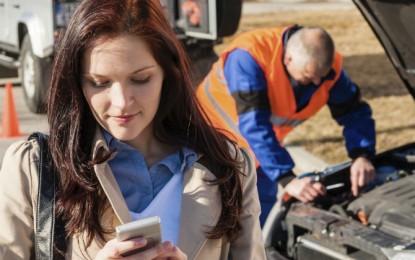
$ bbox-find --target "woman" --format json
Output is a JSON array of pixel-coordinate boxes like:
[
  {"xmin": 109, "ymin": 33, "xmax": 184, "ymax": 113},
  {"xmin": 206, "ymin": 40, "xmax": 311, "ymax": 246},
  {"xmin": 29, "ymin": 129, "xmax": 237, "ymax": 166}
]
[{"xmin": 0, "ymin": 0, "xmax": 265, "ymax": 259}]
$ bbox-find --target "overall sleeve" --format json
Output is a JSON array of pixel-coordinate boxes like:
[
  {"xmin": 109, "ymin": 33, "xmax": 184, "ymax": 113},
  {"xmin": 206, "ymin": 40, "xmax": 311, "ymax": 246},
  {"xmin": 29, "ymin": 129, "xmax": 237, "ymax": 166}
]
[
  {"xmin": 328, "ymin": 69, "xmax": 376, "ymax": 159},
  {"xmin": 229, "ymin": 148, "xmax": 266, "ymax": 259},
  {"xmin": 0, "ymin": 140, "xmax": 37, "ymax": 259},
  {"xmin": 224, "ymin": 49, "xmax": 295, "ymax": 182}
]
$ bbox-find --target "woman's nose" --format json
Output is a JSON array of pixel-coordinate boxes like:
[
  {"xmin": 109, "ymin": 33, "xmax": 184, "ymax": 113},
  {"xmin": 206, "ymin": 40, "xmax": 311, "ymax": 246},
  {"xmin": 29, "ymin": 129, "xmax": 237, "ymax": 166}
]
[{"xmin": 110, "ymin": 83, "xmax": 133, "ymax": 108}]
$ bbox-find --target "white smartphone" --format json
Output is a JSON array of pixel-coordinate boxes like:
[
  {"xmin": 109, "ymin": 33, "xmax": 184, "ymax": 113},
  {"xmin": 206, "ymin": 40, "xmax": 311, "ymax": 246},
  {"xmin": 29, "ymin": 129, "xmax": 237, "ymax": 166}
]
[{"xmin": 116, "ymin": 216, "xmax": 162, "ymax": 256}]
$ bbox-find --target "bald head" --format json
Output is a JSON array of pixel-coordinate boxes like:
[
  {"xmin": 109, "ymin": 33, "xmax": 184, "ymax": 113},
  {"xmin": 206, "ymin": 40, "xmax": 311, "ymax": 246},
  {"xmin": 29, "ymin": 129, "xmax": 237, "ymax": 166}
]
[{"xmin": 285, "ymin": 26, "xmax": 335, "ymax": 72}]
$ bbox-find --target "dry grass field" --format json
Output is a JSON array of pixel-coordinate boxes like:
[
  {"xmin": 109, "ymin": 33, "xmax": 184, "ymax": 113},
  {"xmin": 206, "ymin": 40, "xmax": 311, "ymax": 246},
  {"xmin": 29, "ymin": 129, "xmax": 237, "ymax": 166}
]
[{"xmin": 213, "ymin": 7, "xmax": 415, "ymax": 164}]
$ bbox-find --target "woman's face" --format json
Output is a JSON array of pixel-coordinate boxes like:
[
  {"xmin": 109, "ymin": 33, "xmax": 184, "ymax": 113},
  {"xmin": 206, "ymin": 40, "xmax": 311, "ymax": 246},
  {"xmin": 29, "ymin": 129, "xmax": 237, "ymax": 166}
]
[{"xmin": 81, "ymin": 34, "xmax": 164, "ymax": 146}]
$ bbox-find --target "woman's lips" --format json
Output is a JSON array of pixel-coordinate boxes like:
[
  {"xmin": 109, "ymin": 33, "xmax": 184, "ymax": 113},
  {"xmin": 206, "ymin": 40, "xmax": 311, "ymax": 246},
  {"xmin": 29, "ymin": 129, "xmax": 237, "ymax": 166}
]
[{"xmin": 111, "ymin": 114, "xmax": 136, "ymax": 123}]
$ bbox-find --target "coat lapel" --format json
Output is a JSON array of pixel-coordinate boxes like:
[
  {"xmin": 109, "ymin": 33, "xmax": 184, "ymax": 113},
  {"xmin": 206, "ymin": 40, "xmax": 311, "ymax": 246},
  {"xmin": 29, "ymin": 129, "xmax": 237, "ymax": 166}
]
[
  {"xmin": 94, "ymin": 163, "xmax": 131, "ymax": 224},
  {"xmin": 178, "ymin": 162, "xmax": 221, "ymax": 259},
  {"xmin": 91, "ymin": 129, "xmax": 131, "ymax": 224}
]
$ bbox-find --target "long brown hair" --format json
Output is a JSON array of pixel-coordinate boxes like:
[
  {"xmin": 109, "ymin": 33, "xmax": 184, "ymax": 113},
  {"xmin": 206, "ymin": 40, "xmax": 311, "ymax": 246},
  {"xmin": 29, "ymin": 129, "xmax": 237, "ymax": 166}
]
[{"xmin": 48, "ymin": 0, "xmax": 244, "ymax": 247}]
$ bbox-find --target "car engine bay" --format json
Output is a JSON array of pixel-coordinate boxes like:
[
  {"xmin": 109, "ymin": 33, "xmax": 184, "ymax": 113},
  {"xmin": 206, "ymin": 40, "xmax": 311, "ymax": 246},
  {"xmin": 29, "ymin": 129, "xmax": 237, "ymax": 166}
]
[{"xmin": 265, "ymin": 143, "xmax": 415, "ymax": 260}]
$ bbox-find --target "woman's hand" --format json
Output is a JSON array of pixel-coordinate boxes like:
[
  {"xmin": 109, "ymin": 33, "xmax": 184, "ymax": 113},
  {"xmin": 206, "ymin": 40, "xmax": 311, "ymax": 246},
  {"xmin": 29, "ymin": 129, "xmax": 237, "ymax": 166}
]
[
  {"xmin": 153, "ymin": 243, "xmax": 188, "ymax": 260},
  {"xmin": 95, "ymin": 238, "xmax": 187, "ymax": 259}
]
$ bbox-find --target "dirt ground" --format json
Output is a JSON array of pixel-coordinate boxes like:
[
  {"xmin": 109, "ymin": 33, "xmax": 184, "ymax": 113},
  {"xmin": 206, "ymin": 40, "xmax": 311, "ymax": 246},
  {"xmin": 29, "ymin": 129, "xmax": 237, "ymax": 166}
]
[{"xmin": 213, "ymin": 8, "xmax": 415, "ymax": 164}]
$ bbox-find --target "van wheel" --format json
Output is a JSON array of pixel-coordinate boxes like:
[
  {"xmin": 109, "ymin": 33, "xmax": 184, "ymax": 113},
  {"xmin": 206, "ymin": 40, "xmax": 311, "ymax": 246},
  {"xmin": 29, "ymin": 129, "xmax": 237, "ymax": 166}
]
[
  {"xmin": 216, "ymin": 0, "xmax": 242, "ymax": 37},
  {"xmin": 20, "ymin": 34, "xmax": 50, "ymax": 114}
]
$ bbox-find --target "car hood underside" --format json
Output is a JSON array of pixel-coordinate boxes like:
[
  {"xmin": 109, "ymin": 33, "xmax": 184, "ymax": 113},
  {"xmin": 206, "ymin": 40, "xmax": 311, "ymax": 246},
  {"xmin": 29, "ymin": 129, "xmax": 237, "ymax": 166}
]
[{"xmin": 353, "ymin": 0, "xmax": 415, "ymax": 99}]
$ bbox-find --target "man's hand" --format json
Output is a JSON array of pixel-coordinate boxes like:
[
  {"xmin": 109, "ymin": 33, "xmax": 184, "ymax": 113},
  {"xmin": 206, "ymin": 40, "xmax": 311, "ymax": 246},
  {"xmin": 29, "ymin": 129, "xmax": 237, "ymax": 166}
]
[
  {"xmin": 350, "ymin": 156, "xmax": 376, "ymax": 196},
  {"xmin": 285, "ymin": 177, "xmax": 326, "ymax": 203}
]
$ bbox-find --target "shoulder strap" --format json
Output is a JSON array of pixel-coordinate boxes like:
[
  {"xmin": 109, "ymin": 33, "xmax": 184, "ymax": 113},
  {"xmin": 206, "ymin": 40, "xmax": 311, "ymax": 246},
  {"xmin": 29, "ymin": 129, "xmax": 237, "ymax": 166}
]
[{"xmin": 29, "ymin": 132, "xmax": 67, "ymax": 259}]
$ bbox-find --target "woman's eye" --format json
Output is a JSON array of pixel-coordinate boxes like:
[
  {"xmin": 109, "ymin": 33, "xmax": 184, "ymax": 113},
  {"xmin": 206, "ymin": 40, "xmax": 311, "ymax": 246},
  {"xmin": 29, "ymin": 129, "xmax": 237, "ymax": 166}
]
[
  {"xmin": 132, "ymin": 77, "xmax": 151, "ymax": 84},
  {"xmin": 90, "ymin": 80, "xmax": 109, "ymax": 88}
]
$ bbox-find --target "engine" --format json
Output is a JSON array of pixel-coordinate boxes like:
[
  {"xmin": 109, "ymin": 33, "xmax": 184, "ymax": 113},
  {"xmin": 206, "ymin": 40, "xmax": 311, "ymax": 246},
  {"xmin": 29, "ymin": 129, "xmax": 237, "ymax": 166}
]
[{"xmin": 266, "ymin": 143, "xmax": 415, "ymax": 260}]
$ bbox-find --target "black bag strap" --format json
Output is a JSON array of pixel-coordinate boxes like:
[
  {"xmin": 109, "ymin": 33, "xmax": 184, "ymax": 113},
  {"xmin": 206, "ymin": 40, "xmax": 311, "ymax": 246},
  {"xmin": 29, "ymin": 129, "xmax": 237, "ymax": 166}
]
[{"xmin": 29, "ymin": 132, "xmax": 67, "ymax": 259}]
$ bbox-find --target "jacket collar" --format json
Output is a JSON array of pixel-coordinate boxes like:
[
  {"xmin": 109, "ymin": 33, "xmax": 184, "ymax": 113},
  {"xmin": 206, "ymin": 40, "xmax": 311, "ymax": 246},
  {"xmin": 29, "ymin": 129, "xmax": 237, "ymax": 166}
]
[{"xmin": 92, "ymin": 128, "xmax": 132, "ymax": 224}]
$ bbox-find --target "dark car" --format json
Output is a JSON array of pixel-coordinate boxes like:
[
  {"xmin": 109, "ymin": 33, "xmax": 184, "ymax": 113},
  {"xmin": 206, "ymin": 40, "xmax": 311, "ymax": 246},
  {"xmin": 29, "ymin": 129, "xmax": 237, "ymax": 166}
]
[{"xmin": 263, "ymin": 0, "xmax": 415, "ymax": 259}]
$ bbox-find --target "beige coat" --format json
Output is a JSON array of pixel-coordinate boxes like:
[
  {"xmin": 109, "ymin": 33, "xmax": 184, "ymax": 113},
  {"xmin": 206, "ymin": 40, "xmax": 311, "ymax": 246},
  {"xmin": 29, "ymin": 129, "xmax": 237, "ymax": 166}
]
[{"xmin": 0, "ymin": 130, "xmax": 265, "ymax": 259}]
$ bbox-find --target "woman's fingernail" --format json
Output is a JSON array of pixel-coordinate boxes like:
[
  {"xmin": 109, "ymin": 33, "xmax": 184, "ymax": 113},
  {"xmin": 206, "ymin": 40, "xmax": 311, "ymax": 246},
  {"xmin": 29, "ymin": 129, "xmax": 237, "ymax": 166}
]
[
  {"xmin": 162, "ymin": 241, "xmax": 173, "ymax": 249},
  {"xmin": 135, "ymin": 238, "xmax": 147, "ymax": 245}
]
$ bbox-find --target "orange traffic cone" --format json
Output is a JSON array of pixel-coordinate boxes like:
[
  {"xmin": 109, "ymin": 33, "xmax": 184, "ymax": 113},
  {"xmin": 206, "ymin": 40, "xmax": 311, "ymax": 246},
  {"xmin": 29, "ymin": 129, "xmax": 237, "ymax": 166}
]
[{"xmin": 0, "ymin": 82, "xmax": 23, "ymax": 138}]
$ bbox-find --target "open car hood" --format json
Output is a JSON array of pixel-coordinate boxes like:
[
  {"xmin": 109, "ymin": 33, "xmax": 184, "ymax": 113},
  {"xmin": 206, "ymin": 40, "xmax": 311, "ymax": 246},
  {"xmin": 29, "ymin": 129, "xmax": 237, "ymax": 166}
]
[{"xmin": 353, "ymin": 0, "xmax": 415, "ymax": 100}]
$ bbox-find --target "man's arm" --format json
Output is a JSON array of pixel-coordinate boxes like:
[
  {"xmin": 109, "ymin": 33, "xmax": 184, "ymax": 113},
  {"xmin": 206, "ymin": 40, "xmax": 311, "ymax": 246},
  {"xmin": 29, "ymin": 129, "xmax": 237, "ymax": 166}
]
[
  {"xmin": 224, "ymin": 49, "xmax": 295, "ymax": 183},
  {"xmin": 328, "ymin": 69, "xmax": 376, "ymax": 158},
  {"xmin": 328, "ymin": 68, "xmax": 376, "ymax": 195}
]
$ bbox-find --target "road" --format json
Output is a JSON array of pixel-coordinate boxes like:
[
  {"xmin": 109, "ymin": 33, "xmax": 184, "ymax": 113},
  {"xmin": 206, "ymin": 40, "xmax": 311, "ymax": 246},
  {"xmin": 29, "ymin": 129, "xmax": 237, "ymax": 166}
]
[
  {"xmin": 0, "ymin": 80, "xmax": 48, "ymax": 165},
  {"xmin": 242, "ymin": 0, "xmax": 353, "ymax": 14}
]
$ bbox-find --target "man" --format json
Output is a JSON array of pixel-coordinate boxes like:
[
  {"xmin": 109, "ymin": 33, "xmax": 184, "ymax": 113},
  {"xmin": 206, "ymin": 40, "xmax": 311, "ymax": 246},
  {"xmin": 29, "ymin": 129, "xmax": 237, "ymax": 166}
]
[{"xmin": 196, "ymin": 25, "xmax": 376, "ymax": 226}]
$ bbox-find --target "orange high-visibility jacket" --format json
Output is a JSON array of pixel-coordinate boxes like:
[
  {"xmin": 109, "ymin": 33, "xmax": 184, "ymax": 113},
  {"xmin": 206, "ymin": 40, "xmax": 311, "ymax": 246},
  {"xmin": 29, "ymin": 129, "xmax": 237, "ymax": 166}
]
[{"xmin": 197, "ymin": 26, "xmax": 343, "ymax": 162}]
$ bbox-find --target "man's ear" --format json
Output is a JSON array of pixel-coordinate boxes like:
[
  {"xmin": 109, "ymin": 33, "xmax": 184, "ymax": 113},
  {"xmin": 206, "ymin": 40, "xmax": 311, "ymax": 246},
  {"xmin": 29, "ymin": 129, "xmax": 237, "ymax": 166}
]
[{"xmin": 283, "ymin": 53, "xmax": 291, "ymax": 66}]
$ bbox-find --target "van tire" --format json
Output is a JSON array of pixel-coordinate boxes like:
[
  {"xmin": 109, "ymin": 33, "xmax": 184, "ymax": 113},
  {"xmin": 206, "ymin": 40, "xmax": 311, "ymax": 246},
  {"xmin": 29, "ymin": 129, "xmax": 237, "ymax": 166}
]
[
  {"xmin": 216, "ymin": 0, "xmax": 242, "ymax": 37},
  {"xmin": 20, "ymin": 34, "xmax": 50, "ymax": 114}
]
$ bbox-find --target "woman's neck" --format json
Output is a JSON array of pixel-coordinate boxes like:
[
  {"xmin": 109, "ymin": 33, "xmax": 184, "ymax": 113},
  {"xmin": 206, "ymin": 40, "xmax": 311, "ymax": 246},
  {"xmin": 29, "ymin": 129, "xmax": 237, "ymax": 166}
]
[{"xmin": 126, "ymin": 128, "xmax": 178, "ymax": 167}]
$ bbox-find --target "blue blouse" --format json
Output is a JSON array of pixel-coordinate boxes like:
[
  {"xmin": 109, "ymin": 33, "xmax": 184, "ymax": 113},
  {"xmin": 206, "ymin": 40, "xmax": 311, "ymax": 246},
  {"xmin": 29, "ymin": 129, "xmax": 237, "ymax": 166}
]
[{"xmin": 103, "ymin": 130, "xmax": 197, "ymax": 213}]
